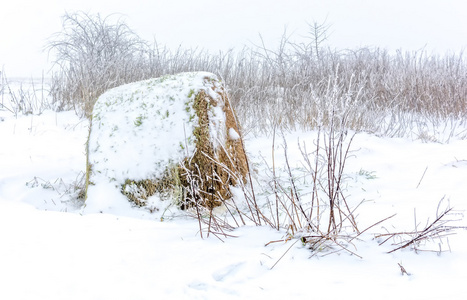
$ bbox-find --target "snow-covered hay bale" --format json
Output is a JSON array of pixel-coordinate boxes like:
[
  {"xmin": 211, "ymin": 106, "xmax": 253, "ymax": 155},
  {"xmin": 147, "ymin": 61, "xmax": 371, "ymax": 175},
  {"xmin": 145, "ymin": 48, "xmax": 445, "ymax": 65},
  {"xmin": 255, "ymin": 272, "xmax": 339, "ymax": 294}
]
[{"xmin": 85, "ymin": 72, "xmax": 248, "ymax": 211}]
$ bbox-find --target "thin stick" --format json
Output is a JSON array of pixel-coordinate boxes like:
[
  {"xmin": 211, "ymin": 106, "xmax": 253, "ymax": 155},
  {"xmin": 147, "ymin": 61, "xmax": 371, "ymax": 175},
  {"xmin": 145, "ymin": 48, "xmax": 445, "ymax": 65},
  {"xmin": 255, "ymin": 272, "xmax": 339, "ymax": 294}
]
[
  {"xmin": 272, "ymin": 125, "xmax": 280, "ymax": 230},
  {"xmin": 416, "ymin": 166, "xmax": 428, "ymax": 188},
  {"xmin": 270, "ymin": 239, "xmax": 300, "ymax": 270},
  {"xmin": 349, "ymin": 213, "xmax": 396, "ymax": 243}
]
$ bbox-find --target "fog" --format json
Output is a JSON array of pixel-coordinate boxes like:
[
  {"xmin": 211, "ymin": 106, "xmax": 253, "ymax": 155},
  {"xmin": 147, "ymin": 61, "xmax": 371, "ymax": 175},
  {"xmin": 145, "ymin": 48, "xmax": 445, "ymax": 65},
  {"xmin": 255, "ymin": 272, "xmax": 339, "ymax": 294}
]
[{"xmin": 1, "ymin": 0, "xmax": 466, "ymax": 77}]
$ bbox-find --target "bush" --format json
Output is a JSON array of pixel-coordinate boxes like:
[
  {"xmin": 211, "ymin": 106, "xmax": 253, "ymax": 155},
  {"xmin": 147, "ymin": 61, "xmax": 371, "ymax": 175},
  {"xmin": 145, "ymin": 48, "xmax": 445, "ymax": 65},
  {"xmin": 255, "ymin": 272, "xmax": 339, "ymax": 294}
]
[{"xmin": 46, "ymin": 12, "xmax": 150, "ymax": 117}]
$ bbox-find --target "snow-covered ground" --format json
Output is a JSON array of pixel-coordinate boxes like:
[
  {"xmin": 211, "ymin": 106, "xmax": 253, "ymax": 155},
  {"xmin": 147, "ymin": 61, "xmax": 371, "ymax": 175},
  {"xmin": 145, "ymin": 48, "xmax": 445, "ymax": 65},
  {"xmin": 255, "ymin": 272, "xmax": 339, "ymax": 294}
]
[{"xmin": 1, "ymin": 99, "xmax": 467, "ymax": 299}]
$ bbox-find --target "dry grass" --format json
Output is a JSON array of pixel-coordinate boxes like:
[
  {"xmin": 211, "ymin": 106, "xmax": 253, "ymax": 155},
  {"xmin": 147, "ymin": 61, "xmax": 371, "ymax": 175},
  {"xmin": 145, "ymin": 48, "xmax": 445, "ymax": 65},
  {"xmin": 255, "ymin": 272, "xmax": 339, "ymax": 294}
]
[
  {"xmin": 44, "ymin": 14, "xmax": 467, "ymax": 141},
  {"xmin": 0, "ymin": 69, "xmax": 49, "ymax": 116}
]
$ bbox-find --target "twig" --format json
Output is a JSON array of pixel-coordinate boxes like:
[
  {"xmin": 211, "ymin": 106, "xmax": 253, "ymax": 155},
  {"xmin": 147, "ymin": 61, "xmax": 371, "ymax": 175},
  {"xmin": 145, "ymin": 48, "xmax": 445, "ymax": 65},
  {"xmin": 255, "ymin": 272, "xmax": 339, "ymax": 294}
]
[
  {"xmin": 321, "ymin": 241, "xmax": 362, "ymax": 259},
  {"xmin": 272, "ymin": 125, "xmax": 280, "ymax": 230},
  {"xmin": 416, "ymin": 166, "xmax": 428, "ymax": 188},
  {"xmin": 387, "ymin": 207, "xmax": 454, "ymax": 253},
  {"xmin": 349, "ymin": 213, "xmax": 396, "ymax": 243},
  {"xmin": 398, "ymin": 263, "xmax": 410, "ymax": 276},
  {"xmin": 270, "ymin": 239, "xmax": 300, "ymax": 270}
]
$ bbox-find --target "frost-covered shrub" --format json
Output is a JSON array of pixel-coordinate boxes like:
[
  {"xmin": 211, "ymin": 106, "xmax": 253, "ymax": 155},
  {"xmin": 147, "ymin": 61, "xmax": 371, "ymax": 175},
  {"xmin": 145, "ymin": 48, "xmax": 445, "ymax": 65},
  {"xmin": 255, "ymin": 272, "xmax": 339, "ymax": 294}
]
[{"xmin": 47, "ymin": 12, "xmax": 149, "ymax": 117}]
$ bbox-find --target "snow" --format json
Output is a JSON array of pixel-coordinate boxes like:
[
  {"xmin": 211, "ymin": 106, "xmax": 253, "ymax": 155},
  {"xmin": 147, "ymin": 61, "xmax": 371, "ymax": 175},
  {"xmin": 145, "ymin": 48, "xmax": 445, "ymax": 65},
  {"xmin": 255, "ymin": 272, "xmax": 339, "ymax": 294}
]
[
  {"xmin": 229, "ymin": 128, "xmax": 240, "ymax": 141},
  {"xmin": 1, "ymin": 96, "xmax": 467, "ymax": 299}
]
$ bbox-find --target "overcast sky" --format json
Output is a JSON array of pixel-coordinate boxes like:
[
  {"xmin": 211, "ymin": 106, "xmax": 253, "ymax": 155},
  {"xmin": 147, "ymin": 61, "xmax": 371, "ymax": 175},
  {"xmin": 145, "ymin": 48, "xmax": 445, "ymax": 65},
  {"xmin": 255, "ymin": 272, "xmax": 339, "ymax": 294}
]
[{"xmin": 1, "ymin": 0, "xmax": 467, "ymax": 77}]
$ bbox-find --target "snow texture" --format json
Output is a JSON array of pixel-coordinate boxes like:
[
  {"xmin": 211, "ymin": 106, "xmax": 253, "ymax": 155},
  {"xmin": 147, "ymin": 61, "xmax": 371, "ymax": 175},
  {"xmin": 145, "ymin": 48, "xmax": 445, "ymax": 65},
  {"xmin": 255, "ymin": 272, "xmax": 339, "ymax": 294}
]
[{"xmin": 1, "ymin": 83, "xmax": 467, "ymax": 300}]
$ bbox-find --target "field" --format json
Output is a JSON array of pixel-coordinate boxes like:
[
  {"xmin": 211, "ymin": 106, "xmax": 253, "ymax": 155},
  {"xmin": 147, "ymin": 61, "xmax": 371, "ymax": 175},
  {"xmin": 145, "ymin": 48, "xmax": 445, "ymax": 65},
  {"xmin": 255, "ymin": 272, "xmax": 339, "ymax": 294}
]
[{"xmin": 1, "ymin": 13, "xmax": 467, "ymax": 299}]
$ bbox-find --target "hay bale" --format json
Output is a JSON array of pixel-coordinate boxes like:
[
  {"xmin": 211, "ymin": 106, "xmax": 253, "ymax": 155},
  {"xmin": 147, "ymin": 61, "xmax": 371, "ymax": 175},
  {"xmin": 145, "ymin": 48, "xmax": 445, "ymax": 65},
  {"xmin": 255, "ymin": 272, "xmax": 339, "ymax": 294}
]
[{"xmin": 85, "ymin": 72, "xmax": 248, "ymax": 211}]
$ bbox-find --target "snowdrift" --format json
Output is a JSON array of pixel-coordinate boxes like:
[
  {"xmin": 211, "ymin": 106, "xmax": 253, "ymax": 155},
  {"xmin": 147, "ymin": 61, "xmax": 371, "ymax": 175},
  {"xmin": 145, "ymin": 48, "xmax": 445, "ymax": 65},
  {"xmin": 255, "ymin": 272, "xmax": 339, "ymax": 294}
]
[{"xmin": 85, "ymin": 72, "xmax": 248, "ymax": 212}]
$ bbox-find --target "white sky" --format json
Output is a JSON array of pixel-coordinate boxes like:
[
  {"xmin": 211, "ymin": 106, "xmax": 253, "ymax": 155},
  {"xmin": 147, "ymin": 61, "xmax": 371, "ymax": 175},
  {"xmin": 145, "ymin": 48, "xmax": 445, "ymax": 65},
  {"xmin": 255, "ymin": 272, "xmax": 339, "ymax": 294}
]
[{"xmin": 1, "ymin": 0, "xmax": 467, "ymax": 77}]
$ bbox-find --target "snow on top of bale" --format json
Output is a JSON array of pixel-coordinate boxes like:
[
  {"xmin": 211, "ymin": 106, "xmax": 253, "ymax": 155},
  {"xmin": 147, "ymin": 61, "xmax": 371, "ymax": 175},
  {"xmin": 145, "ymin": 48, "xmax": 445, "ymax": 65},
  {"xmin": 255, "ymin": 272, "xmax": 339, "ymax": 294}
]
[{"xmin": 87, "ymin": 71, "xmax": 227, "ymax": 192}]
